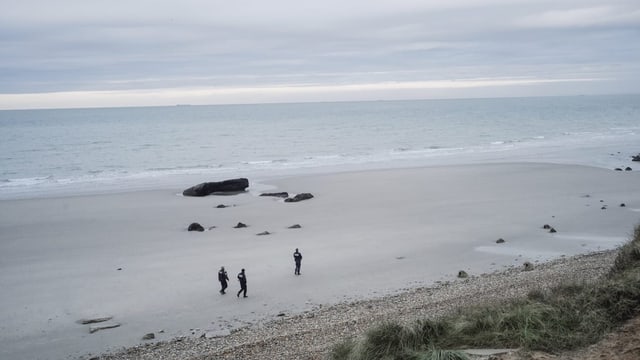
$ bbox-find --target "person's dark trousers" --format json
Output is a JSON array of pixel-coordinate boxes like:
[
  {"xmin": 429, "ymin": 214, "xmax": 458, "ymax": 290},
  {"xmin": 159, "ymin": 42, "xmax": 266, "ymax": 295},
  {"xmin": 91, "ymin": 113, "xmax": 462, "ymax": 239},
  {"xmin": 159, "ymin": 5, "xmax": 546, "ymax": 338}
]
[
  {"xmin": 237, "ymin": 286, "xmax": 247, "ymax": 297},
  {"xmin": 220, "ymin": 280, "xmax": 227, "ymax": 294}
]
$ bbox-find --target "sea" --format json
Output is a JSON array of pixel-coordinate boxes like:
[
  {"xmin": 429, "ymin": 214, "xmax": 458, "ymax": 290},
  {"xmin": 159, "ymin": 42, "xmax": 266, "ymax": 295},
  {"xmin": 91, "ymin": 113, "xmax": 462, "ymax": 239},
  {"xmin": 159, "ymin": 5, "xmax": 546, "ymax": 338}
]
[{"xmin": 1, "ymin": 94, "xmax": 638, "ymax": 200}]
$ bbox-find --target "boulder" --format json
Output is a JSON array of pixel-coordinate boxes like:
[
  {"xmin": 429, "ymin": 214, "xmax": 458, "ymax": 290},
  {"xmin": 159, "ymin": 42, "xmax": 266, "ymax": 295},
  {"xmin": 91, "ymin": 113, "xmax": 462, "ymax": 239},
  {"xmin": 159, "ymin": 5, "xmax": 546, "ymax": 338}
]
[
  {"xmin": 183, "ymin": 178, "xmax": 249, "ymax": 197},
  {"xmin": 234, "ymin": 222, "xmax": 248, "ymax": 229},
  {"xmin": 188, "ymin": 223, "xmax": 205, "ymax": 232},
  {"xmin": 284, "ymin": 193, "xmax": 314, "ymax": 203},
  {"xmin": 632, "ymin": 154, "xmax": 640, "ymax": 162},
  {"xmin": 621, "ymin": 203, "xmax": 626, "ymax": 207},
  {"xmin": 260, "ymin": 192, "xmax": 289, "ymax": 198},
  {"xmin": 626, "ymin": 167, "xmax": 633, "ymax": 171}
]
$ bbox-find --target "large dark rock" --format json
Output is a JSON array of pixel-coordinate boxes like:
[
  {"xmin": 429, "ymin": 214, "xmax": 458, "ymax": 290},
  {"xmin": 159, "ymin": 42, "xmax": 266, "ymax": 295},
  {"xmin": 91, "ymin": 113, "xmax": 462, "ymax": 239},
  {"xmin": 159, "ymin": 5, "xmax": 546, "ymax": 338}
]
[
  {"xmin": 632, "ymin": 154, "xmax": 640, "ymax": 162},
  {"xmin": 183, "ymin": 178, "xmax": 249, "ymax": 197},
  {"xmin": 284, "ymin": 193, "xmax": 314, "ymax": 203},
  {"xmin": 188, "ymin": 223, "xmax": 205, "ymax": 232}
]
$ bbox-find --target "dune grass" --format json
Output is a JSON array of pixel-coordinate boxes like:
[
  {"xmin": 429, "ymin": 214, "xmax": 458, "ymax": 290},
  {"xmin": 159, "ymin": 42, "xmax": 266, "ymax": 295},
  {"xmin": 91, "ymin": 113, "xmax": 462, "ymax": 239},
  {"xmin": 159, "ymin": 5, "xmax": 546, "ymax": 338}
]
[{"xmin": 330, "ymin": 224, "xmax": 640, "ymax": 360}]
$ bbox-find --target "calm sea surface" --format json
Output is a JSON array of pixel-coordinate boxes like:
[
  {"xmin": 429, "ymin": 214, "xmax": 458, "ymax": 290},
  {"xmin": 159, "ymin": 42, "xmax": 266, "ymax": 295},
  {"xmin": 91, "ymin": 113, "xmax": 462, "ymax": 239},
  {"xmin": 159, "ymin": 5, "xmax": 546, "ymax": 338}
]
[{"xmin": 1, "ymin": 95, "xmax": 638, "ymax": 199}]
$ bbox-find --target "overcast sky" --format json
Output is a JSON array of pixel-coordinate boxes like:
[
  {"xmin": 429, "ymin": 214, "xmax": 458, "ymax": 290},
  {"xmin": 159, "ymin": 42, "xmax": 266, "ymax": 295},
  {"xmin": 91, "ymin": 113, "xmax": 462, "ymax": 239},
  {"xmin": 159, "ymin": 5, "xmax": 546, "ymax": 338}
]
[{"xmin": 1, "ymin": 0, "xmax": 639, "ymax": 109}]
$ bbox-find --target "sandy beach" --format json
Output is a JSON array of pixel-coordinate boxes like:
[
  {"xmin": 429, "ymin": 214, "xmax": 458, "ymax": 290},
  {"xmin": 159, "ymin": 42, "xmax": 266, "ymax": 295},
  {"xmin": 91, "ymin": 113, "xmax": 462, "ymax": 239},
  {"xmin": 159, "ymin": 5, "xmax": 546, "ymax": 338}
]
[{"xmin": 0, "ymin": 163, "xmax": 639, "ymax": 360}]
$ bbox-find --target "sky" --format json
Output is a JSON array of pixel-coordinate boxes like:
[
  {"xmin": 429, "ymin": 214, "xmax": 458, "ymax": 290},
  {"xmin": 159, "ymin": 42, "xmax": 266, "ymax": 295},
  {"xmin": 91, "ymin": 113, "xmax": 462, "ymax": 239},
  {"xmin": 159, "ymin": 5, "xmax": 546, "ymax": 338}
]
[{"xmin": 0, "ymin": 0, "xmax": 639, "ymax": 109}]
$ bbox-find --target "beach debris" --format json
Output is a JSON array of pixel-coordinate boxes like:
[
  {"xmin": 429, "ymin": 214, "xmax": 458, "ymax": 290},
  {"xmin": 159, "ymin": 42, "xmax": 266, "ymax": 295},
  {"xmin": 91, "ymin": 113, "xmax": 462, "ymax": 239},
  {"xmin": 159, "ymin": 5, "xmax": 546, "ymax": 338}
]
[
  {"xmin": 523, "ymin": 261, "xmax": 535, "ymax": 271},
  {"xmin": 89, "ymin": 322, "xmax": 121, "ymax": 334},
  {"xmin": 77, "ymin": 316, "xmax": 113, "ymax": 325},
  {"xmin": 284, "ymin": 193, "xmax": 314, "ymax": 202},
  {"xmin": 234, "ymin": 222, "xmax": 248, "ymax": 228},
  {"xmin": 542, "ymin": 224, "xmax": 551, "ymax": 230},
  {"xmin": 256, "ymin": 231, "xmax": 271, "ymax": 236},
  {"xmin": 288, "ymin": 224, "xmax": 302, "ymax": 229},
  {"xmin": 626, "ymin": 167, "xmax": 632, "ymax": 171},
  {"xmin": 142, "ymin": 333, "xmax": 155, "ymax": 340},
  {"xmin": 457, "ymin": 270, "xmax": 469, "ymax": 278},
  {"xmin": 496, "ymin": 238, "xmax": 506, "ymax": 244},
  {"xmin": 183, "ymin": 178, "xmax": 249, "ymax": 197},
  {"xmin": 260, "ymin": 192, "xmax": 289, "ymax": 198},
  {"xmin": 188, "ymin": 222, "xmax": 205, "ymax": 232},
  {"xmin": 549, "ymin": 227, "xmax": 557, "ymax": 233}
]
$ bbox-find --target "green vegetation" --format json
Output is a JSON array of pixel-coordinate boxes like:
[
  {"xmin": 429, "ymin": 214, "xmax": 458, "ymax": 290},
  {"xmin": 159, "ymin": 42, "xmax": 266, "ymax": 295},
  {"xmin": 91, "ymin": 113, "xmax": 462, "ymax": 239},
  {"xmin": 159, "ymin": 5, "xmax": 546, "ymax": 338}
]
[{"xmin": 331, "ymin": 224, "xmax": 640, "ymax": 360}]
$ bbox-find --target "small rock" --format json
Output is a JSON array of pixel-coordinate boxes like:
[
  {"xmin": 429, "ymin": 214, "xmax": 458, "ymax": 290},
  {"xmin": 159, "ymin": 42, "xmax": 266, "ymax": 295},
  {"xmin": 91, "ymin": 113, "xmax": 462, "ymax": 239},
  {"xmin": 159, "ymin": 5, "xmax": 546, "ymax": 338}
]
[
  {"xmin": 216, "ymin": 204, "xmax": 228, "ymax": 208},
  {"xmin": 256, "ymin": 231, "xmax": 271, "ymax": 236},
  {"xmin": 542, "ymin": 224, "xmax": 551, "ymax": 229},
  {"xmin": 188, "ymin": 223, "xmax": 205, "ymax": 232},
  {"xmin": 77, "ymin": 316, "xmax": 113, "ymax": 325},
  {"xmin": 142, "ymin": 333, "xmax": 155, "ymax": 340},
  {"xmin": 625, "ymin": 167, "xmax": 632, "ymax": 171},
  {"xmin": 284, "ymin": 193, "xmax": 314, "ymax": 203},
  {"xmin": 601, "ymin": 206, "xmax": 607, "ymax": 210},
  {"xmin": 523, "ymin": 261, "xmax": 535, "ymax": 271},
  {"xmin": 89, "ymin": 322, "xmax": 121, "ymax": 334},
  {"xmin": 549, "ymin": 227, "xmax": 557, "ymax": 233},
  {"xmin": 208, "ymin": 226, "xmax": 216, "ymax": 230},
  {"xmin": 117, "ymin": 268, "xmax": 122, "ymax": 271},
  {"xmin": 457, "ymin": 270, "xmax": 469, "ymax": 278},
  {"xmin": 632, "ymin": 154, "xmax": 640, "ymax": 161},
  {"xmin": 615, "ymin": 168, "xmax": 623, "ymax": 171},
  {"xmin": 496, "ymin": 238, "xmax": 505, "ymax": 244},
  {"xmin": 277, "ymin": 313, "xmax": 286, "ymax": 317},
  {"xmin": 620, "ymin": 203, "xmax": 626, "ymax": 207},
  {"xmin": 234, "ymin": 222, "xmax": 248, "ymax": 228},
  {"xmin": 260, "ymin": 192, "xmax": 289, "ymax": 198},
  {"xmin": 288, "ymin": 224, "xmax": 302, "ymax": 229}
]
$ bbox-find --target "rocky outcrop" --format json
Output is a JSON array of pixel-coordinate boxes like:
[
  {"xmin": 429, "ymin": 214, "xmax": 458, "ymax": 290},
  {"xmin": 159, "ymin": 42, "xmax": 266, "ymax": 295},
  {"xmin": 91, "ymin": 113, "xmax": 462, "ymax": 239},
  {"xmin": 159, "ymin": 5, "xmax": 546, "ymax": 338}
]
[
  {"xmin": 183, "ymin": 178, "xmax": 249, "ymax": 197},
  {"xmin": 284, "ymin": 193, "xmax": 314, "ymax": 203}
]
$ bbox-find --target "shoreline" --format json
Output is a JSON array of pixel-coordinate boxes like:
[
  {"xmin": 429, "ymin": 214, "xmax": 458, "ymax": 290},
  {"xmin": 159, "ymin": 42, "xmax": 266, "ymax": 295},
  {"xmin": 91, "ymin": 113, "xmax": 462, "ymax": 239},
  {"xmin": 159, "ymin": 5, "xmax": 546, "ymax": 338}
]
[{"xmin": 0, "ymin": 162, "xmax": 638, "ymax": 360}]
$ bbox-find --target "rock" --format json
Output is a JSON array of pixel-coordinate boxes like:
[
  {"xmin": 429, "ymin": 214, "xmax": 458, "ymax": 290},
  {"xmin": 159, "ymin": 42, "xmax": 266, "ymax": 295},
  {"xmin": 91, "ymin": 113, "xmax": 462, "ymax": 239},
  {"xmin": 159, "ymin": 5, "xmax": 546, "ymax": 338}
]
[
  {"xmin": 457, "ymin": 270, "xmax": 469, "ymax": 278},
  {"xmin": 277, "ymin": 313, "xmax": 286, "ymax": 317},
  {"xmin": 601, "ymin": 206, "xmax": 607, "ymax": 210},
  {"xmin": 256, "ymin": 231, "xmax": 271, "ymax": 236},
  {"xmin": 284, "ymin": 193, "xmax": 314, "ymax": 203},
  {"xmin": 542, "ymin": 224, "xmax": 551, "ymax": 229},
  {"xmin": 626, "ymin": 167, "xmax": 632, "ymax": 171},
  {"xmin": 632, "ymin": 154, "xmax": 640, "ymax": 162},
  {"xmin": 615, "ymin": 168, "xmax": 623, "ymax": 171},
  {"xmin": 234, "ymin": 222, "xmax": 248, "ymax": 228},
  {"xmin": 549, "ymin": 227, "xmax": 557, "ymax": 233},
  {"xmin": 183, "ymin": 178, "xmax": 249, "ymax": 197},
  {"xmin": 188, "ymin": 223, "xmax": 205, "ymax": 232},
  {"xmin": 216, "ymin": 204, "xmax": 228, "ymax": 208},
  {"xmin": 77, "ymin": 316, "xmax": 113, "ymax": 325},
  {"xmin": 203, "ymin": 329, "xmax": 231, "ymax": 338},
  {"xmin": 142, "ymin": 333, "xmax": 155, "ymax": 340},
  {"xmin": 260, "ymin": 192, "xmax": 289, "ymax": 198},
  {"xmin": 621, "ymin": 203, "xmax": 626, "ymax": 207},
  {"xmin": 208, "ymin": 226, "xmax": 216, "ymax": 230},
  {"xmin": 496, "ymin": 238, "xmax": 505, "ymax": 244},
  {"xmin": 288, "ymin": 224, "xmax": 302, "ymax": 229},
  {"xmin": 523, "ymin": 261, "xmax": 535, "ymax": 271},
  {"xmin": 89, "ymin": 322, "xmax": 121, "ymax": 333}
]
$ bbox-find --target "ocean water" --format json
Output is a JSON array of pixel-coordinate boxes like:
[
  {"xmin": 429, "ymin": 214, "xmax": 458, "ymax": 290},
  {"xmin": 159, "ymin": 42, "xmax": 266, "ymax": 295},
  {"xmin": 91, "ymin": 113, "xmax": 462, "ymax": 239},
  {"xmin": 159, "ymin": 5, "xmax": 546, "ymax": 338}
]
[{"xmin": 1, "ymin": 95, "xmax": 638, "ymax": 199}]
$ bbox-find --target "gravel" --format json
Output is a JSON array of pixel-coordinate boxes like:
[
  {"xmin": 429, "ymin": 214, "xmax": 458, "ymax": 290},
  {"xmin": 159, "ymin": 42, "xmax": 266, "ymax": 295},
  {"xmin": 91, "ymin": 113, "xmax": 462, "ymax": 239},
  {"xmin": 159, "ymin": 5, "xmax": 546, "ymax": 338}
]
[{"xmin": 95, "ymin": 250, "xmax": 618, "ymax": 360}]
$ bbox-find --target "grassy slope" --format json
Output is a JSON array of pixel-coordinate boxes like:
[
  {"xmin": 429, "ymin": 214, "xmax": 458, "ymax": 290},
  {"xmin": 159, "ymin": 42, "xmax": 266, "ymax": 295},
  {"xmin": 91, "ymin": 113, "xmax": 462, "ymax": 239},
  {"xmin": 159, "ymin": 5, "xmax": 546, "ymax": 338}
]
[{"xmin": 331, "ymin": 225, "xmax": 640, "ymax": 360}]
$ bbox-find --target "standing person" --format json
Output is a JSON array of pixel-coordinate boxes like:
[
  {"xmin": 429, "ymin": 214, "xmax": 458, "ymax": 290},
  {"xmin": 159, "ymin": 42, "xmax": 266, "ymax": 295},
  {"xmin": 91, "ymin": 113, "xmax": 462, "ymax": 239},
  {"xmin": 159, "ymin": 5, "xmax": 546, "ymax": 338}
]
[
  {"xmin": 218, "ymin": 266, "xmax": 229, "ymax": 294},
  {"xmin": 293, "ymin": 248, "xmax": 302, "ymax": 275},
  {"xmin": 237, "ymin": 268, "xmax": 247, "ymax": 298}
]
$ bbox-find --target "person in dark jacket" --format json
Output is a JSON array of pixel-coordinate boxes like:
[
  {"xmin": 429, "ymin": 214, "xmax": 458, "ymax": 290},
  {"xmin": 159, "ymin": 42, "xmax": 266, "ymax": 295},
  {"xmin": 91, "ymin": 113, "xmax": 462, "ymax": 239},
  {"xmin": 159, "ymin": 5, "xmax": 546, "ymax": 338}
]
[
  {"xmin": 237, "ymin": 268, "xmax": 247, "ymax": 298},
  {"xmin": 293, "ymin": 248, "xmax": 302, "ymax": 275},
  {"xmin": 218, "ymin": 266, "xmax": 229, "ymax": 294}
]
